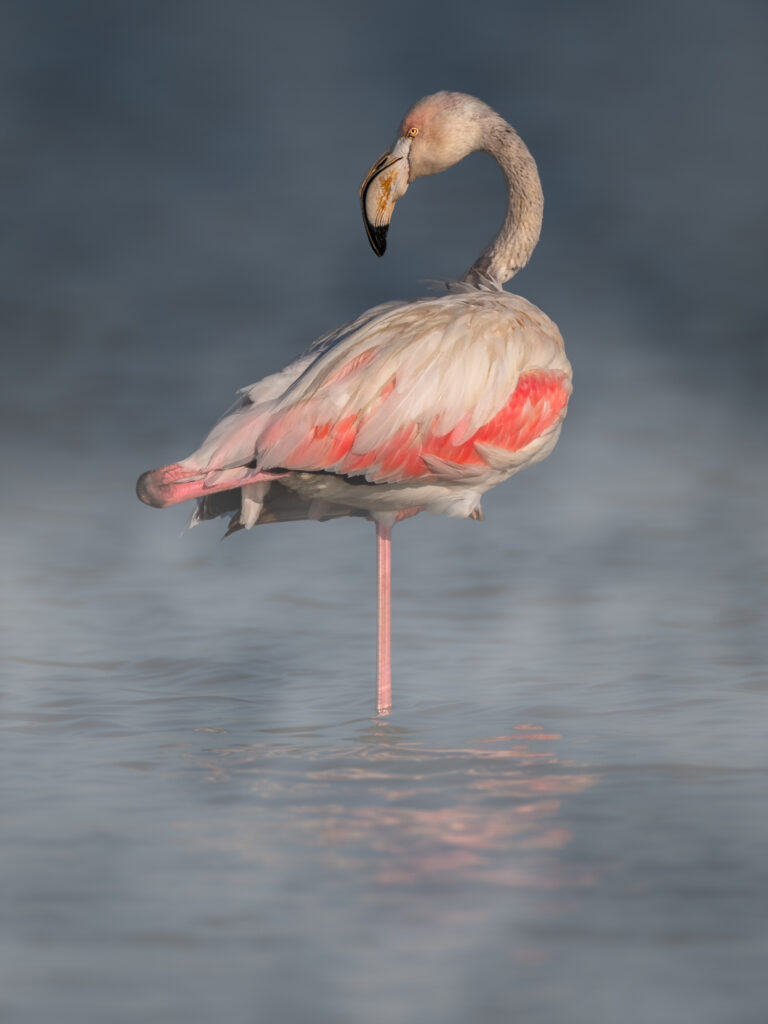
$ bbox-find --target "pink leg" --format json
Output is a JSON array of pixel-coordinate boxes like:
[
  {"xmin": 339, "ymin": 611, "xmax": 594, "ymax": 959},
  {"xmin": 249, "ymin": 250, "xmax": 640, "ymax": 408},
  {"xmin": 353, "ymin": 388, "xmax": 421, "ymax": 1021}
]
[{"xmin": 376, "ymin": 522, "xmax": 392, "ymax": 714}]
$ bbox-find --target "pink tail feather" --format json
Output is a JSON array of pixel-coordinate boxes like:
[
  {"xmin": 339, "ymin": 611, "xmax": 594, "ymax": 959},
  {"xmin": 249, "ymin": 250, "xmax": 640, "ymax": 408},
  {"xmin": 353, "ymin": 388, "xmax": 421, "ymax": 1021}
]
[{"xmin": 136, "ymin": 462, "xmax": 285, "ymax": 509}]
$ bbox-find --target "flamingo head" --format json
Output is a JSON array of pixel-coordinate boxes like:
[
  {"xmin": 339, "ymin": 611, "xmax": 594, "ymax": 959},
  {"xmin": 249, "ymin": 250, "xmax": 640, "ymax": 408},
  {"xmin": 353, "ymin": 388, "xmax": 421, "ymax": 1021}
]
[{"xmin": 360, "ymin": 92, "xmax": 496, "ymax": 256}]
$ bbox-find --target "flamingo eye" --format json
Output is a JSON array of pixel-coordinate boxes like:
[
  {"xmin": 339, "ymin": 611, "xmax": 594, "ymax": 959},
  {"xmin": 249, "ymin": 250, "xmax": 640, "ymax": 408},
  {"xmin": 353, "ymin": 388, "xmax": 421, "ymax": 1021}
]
[{"xmin": 407, "ymin": 126, "xmax": 419, "ymax": 138}]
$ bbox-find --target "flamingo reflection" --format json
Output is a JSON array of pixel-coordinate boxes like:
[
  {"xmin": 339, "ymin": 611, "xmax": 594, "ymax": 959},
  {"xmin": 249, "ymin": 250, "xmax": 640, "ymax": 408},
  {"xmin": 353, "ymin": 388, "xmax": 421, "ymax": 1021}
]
[{"xmin": 183, "ymin": 723, "xmax": 597, "ymax": 891}]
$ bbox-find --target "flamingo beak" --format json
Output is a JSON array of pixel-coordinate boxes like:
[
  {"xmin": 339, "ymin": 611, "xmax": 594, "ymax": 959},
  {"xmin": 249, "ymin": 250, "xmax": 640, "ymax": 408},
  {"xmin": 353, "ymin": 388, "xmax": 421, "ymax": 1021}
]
[{"xmin": 360, "ymin": 137, "xmax": 411, "ymax": 256}]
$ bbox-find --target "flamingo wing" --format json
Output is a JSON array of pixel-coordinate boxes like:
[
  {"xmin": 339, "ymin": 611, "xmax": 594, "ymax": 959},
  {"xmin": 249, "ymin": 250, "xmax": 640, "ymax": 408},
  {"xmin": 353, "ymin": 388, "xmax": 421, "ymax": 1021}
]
[{"xmin": 252, "ymin": 292, "xmax": 571, "ymax": 483}]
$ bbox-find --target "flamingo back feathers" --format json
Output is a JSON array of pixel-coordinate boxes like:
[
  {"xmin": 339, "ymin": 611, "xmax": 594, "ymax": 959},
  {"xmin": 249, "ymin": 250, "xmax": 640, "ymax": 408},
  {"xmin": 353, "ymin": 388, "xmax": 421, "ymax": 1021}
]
[{"xmin": 249, "ymin": 293, "xmax": 570, "ymax": 483}]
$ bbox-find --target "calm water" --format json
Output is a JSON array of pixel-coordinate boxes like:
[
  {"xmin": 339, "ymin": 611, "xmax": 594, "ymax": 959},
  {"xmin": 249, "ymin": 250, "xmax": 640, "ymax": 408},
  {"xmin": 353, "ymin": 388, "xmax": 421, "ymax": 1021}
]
[{"xmin": 2, "ymin": 3, "xmax": 767, "ymax": 1022}]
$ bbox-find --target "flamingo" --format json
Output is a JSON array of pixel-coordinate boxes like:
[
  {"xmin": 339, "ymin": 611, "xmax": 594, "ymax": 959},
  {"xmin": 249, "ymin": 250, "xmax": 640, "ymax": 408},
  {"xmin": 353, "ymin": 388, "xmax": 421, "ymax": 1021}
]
[{"xmin": 137, "ymin": 92, "xmax": 572, "ymax": 713}]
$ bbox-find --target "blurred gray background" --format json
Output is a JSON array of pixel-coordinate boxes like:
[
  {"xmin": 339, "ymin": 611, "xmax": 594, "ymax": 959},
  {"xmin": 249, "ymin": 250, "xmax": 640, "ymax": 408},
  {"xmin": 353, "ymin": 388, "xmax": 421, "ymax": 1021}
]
[{"xmin": 2, "ymin": 3, "xmax": 767, "ymax": 1024}]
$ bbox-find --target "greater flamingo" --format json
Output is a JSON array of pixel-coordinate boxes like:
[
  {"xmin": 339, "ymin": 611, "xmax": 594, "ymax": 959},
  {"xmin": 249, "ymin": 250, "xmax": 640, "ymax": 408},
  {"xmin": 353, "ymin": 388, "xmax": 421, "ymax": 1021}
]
[{"xmin": 137, "ymin": 92, "xmax": 572, "ymax": 713}]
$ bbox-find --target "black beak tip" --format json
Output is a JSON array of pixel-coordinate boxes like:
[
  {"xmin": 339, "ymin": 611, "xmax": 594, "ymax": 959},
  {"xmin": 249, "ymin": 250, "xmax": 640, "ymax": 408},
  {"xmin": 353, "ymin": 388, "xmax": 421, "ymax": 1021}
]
[{"xmin": 369, "ymin": 223, "xmax": 388, "ymax": 257}]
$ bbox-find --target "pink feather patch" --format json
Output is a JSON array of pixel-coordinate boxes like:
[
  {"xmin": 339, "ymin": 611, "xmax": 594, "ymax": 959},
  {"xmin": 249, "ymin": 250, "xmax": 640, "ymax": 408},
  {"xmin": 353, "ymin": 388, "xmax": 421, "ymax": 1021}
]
[{"xmin": 259, "ymin": 369, "xmax": 570, "ymax": 482}]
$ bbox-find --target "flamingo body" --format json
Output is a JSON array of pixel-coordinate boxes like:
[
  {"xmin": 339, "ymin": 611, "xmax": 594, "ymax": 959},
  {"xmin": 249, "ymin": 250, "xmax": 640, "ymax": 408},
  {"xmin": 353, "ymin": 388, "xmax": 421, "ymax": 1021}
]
[
  {"xmin": 139, "ymin": 292, "xmax": 570, "ymax": 525},
  {"xmin": 137, "ymin": 92, "xmax": 572, "ymax": 711}
]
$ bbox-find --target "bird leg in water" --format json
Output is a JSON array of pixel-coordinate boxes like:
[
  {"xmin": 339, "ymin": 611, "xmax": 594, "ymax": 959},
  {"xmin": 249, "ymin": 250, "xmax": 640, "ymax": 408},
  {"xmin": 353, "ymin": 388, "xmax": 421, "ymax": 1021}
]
[{"xmin": 376, "ymin": 522, "xmax": 392, "ymax": 713}]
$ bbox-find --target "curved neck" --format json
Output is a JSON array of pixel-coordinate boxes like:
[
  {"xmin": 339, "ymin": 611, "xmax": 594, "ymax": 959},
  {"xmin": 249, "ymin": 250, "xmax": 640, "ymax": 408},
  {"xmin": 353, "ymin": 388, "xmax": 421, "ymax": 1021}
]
[{"xmin": 463, "ymin": 119, "xmax": 544, "ymax": 288}]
